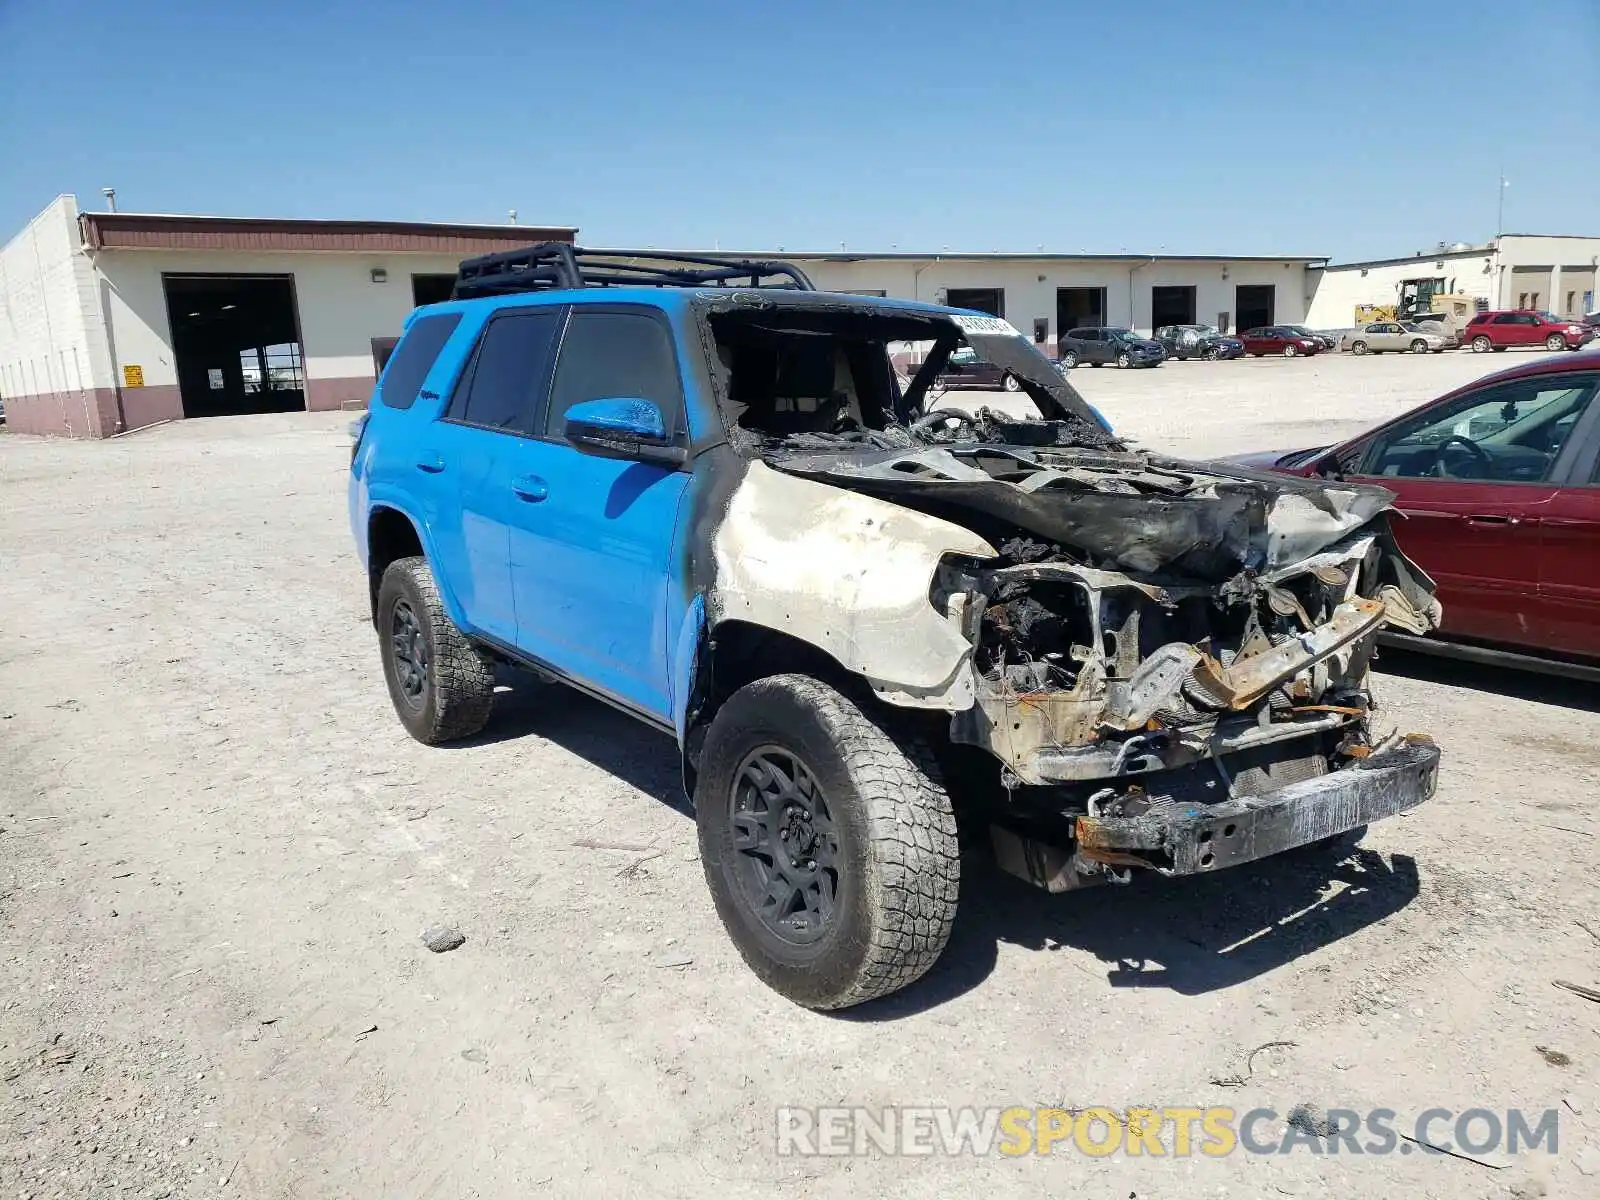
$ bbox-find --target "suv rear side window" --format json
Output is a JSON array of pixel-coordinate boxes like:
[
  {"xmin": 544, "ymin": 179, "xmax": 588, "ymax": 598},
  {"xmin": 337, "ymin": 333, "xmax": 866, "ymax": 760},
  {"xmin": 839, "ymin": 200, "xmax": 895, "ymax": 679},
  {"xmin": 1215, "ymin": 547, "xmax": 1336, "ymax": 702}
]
[
  {"xmin": 545, "ymin": 310, "xmax": 683, "ymax": 440},
  {"xmin": 378, "ymin": 313, "xmax": 461, "ymax": 409},
  {"xmin": 448, "ymin": 309, "xmax": 563, "ymax": 432}
]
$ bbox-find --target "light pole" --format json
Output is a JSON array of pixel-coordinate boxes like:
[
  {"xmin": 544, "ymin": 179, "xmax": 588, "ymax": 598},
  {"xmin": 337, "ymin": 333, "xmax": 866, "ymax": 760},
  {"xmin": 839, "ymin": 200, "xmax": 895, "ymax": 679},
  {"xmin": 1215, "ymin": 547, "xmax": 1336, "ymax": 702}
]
[{"xmin": 1496, "ymin": 172, "xmax": 1510, "ymax": 236}]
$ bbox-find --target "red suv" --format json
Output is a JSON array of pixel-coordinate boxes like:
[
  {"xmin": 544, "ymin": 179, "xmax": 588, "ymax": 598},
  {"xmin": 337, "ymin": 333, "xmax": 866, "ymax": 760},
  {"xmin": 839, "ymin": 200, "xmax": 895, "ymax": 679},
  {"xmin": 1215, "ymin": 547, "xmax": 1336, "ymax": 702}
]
[{"xmin": 1464, "ymin": 310, "xmax": 1595, "ymax": 354}]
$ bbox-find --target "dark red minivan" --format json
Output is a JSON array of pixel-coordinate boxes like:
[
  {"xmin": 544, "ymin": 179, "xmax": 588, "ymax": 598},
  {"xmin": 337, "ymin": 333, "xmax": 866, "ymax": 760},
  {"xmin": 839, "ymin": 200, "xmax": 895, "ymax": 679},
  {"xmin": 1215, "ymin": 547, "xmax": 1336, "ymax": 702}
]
[{"xmin": 1231, "ymin": 352, "xmax": 1600, "ymax": 676}]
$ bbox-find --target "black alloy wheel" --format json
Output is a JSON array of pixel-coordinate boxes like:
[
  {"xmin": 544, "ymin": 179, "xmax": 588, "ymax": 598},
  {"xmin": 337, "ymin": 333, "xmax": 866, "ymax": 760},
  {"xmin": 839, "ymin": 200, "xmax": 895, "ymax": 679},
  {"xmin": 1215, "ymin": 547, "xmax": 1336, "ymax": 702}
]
[
  {"xmin": 390, "ymin": 599, "xmax": 428, "ymax": 709},
  {"xmin": 728, "ymin": 747, "xmax": 839, "ymax": 944}
]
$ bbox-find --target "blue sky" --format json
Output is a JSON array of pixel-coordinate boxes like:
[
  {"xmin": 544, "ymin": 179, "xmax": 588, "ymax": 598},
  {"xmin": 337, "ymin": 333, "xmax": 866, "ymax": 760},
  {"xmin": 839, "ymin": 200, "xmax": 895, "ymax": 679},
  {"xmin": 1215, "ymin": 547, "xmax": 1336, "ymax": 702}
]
[{"xmin": 1, "ymin": 0, "xmax": 1595, "ymax": 261}]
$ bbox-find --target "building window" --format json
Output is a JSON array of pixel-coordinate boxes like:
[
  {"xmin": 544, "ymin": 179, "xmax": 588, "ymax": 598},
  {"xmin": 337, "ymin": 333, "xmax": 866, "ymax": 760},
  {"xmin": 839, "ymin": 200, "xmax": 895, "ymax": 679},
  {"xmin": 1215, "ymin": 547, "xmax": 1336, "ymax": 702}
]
[
  {"xmin": 945, "ymin": 288, "xmax": 1005, "ymax": 318},
  {"xmin": 411, "ymin": 274, "xmax": 456, "ymax": 307},
  {"xmin": 242, "ymin": 343, "xmax": 304, "ymax": 395}
]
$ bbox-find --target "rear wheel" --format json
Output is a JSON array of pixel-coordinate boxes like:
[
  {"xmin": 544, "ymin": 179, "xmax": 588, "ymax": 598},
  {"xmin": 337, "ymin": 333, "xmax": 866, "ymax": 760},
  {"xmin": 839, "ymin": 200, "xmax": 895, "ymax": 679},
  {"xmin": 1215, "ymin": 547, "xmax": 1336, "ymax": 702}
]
[
  {"xmin": 695, "ymin": 674, "xmax": 960, "ymax": 1010},
  {"xmin": 1472, "ymin": 335, "xmax": 1492, "ymax": 353},
  {"xmin": 1410, "ymin": 339, "xmax": 1429, "ymax": 354},
  {"xmin": 1546, "ymin": 333, "xmax": 1567, "ymax": 351},
  {"xmin": 1001, "ymin": 373, "xmax": 1021, "ymax": 392},
  {"xmin": 377, "ymin": 557, "xmax": 494, "ymax": 744},
  {"xmin": 1351, "ymin": 340, "xmax": 1368, "ymax": 355}
]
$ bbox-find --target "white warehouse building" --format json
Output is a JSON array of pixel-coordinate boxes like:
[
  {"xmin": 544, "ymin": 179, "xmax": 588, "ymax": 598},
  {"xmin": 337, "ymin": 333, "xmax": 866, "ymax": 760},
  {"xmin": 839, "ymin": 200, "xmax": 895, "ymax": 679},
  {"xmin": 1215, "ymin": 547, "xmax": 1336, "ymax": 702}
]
[
  {"xmin": 0, "ymin": 196, "xmax": 576, "ymax": 438},
  {"xmin": 0, "ymin": 194, "xmax": 1330, "ymax": 438},
  {"xmin": 4, "ymin": 192, "xmax": 1595, "ymax": 440},
  {"xmin": 1305, "ymin": 235, "xmax": 1600, "ymax": 328}
]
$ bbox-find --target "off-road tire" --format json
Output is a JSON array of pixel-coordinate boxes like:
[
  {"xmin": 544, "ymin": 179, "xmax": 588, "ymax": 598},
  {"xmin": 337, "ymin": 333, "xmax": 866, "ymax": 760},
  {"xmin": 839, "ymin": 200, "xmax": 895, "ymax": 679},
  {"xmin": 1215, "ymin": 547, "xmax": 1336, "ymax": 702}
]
[
  {"xmin": 695, "ymin": 674, "xmax": 960, "ymax": 1010},
  {"xmin": 377, "ymin": 556, "xmax": 494, "ymax": 744}
]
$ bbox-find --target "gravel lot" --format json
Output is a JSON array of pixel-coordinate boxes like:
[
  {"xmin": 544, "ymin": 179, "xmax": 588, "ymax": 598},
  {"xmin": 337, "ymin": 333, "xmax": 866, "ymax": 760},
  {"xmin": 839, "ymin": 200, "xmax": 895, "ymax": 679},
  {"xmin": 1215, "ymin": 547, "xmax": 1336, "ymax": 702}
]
[{"xmin": 3, "ymin": 349, "xmax": 1598, "ymax": 1198}]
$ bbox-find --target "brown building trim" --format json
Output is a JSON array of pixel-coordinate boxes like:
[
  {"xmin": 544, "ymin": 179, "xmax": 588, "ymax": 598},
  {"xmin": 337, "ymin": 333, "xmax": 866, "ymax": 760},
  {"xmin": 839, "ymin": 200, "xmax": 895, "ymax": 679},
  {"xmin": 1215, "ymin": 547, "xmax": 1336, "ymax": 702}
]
[
  {"xmin": 79, "ymin": 213, "xmax": 576, "ymax": 256},
  {"xmin": 305, "ymin": 376, "xmax": 377, "ymax": 412},
  {"xmin": 3, "ymin": 388, "xmax": 117, "ymax": 438},
  {"xmin": 119, "ymin": 385, "xmax": 184, "ymax": 432}
]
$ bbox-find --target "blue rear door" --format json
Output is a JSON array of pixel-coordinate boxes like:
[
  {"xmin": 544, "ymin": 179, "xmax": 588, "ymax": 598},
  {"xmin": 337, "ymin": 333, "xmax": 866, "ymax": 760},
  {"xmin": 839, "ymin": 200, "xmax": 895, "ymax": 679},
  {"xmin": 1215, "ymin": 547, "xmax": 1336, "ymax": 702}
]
[
  {"xmin": 499, "ymin": 304, "xmax": 691, "ymax": 721},
  {"xmin": 423, "ymin": 307, "xmax": 565, "ymax": 645}
]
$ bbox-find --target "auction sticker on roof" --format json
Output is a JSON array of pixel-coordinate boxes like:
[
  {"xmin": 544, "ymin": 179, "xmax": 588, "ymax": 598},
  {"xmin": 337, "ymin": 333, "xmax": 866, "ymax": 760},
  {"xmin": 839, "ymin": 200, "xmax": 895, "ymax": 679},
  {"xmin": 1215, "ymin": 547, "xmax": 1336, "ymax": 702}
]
[{"xmin": 951, "ymin": 315, "xmax": 1024, "ymax": 338}]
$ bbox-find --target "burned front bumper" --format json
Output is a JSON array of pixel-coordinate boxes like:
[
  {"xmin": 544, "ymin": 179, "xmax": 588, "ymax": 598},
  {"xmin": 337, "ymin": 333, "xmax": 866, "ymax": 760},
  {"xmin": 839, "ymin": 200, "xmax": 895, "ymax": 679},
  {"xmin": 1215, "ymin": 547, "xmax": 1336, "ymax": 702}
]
[
  {"xmin": 1076, "ymin": 735, "xmax": 1439, "ymax": 876},
  {"xmin": 992, "ymin": 736, "xmax": 1439, "ymax": 891}
]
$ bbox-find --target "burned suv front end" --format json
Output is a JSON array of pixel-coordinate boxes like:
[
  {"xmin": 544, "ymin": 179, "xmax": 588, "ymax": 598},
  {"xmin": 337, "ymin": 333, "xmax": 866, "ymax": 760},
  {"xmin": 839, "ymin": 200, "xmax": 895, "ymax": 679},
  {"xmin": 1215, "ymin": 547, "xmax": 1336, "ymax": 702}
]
[
  {"xmin": 774, "ymin": 424, "xmax": 1441, "ymax": 890},
  {"xmin": 706, "ymin": 295, "xmax": 1442, "ymax": 893}
]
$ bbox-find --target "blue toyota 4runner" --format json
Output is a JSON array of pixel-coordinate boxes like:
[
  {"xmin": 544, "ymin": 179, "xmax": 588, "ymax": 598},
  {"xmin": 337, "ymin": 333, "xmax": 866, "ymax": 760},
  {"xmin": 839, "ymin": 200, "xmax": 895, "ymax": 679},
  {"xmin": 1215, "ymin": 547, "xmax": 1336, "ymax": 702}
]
[{"xmin": 350, "ymin": 244, "xmax": 1443, "ymax": 1010}]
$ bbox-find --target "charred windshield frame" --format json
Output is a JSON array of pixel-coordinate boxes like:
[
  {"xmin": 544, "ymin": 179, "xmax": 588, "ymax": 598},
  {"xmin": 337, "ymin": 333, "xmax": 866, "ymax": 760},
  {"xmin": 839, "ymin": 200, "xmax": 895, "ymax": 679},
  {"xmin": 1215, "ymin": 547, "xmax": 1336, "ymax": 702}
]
[{"xmin": 695, "ymin": 295, "xmax": 1105, "ymax": 449}]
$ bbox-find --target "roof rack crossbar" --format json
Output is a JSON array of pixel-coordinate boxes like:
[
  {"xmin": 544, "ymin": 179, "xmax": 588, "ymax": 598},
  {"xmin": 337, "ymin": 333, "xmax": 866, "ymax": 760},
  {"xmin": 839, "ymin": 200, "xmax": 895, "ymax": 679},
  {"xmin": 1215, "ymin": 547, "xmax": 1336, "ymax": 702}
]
[{"xmin": 452, "ymin": 242, "xmax": 815, "ymax": 299}]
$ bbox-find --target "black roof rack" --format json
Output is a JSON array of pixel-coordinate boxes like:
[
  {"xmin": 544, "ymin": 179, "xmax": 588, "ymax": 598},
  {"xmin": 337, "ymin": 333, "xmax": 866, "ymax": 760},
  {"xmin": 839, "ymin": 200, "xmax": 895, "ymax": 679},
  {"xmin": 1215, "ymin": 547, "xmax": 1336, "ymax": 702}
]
[{"xmin": 453, "ymin": 242, "xmax": 816, "ymax": 299}]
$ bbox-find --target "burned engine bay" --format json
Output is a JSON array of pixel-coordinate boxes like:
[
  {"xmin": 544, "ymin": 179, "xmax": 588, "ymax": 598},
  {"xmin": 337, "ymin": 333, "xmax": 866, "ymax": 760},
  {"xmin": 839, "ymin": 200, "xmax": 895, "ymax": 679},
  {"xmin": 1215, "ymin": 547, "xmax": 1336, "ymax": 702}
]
[{"xmin": 760, "ymin": 408, "xmax": 1442, "ymax": 881}]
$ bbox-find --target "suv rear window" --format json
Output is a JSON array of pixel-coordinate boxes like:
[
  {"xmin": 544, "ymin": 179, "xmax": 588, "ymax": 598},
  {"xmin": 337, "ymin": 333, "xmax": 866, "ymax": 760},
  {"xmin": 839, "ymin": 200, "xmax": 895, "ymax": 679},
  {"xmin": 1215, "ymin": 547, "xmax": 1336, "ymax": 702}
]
[
  {"xmin": 378, "ymin": 313, "xmax": 461, "ymax": 409},
  {"xmin": 448, "ymin": 309, "xmax": 563, "ymax": 432}
]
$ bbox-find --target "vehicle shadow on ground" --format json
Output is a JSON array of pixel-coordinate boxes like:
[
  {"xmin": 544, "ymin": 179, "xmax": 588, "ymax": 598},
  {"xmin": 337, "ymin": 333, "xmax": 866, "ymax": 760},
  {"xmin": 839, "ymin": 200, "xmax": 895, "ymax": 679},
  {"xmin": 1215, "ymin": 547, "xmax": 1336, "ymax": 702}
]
[
  {"xmin": 846, "ymin": 841, "xmax": 1421, "ymax": 1020},
  {"xmin": 462, "ymin": 671, "xmax": 1423, "ymax": 1019},
  {"xmin": 443, "ymin": 669, "xmax": 692, "ymax": 816},
  {"xmin": 1376, "ymin": 648, "xmax": 1600, "ymax": 713}
]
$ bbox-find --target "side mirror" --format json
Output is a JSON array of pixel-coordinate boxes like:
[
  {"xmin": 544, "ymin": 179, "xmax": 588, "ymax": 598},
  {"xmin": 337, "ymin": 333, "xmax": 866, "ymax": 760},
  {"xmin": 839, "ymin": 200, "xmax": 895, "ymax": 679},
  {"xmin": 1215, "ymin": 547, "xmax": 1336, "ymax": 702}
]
[{"xmin": 563, "ymin": 396, "xmax": 686, "ymax": 467}]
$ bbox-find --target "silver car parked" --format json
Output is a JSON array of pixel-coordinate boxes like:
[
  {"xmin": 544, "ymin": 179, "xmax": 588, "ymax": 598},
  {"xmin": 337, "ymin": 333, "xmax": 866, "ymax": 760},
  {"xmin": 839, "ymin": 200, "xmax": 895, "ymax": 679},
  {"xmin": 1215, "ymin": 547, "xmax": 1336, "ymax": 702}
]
[{"xmin": 1342, "ymin": 321, "xmax": 1451, "ymax": 355}]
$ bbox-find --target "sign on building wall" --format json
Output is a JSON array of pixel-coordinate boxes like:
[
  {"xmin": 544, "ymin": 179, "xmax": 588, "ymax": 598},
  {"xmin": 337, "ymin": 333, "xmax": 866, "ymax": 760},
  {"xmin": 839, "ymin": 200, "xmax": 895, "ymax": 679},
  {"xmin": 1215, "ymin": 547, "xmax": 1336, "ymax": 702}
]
[{"xmin": 122, "ymin": 364, "xmax": 145, "ymax": 388}]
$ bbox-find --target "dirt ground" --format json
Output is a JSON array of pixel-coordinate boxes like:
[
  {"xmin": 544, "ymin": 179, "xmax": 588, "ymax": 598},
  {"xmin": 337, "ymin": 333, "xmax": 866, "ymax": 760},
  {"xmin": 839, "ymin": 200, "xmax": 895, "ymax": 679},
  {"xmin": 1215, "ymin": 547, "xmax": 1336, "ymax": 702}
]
[{"xmin": 3, "ymin": 349, "xmax": 1598, "ymax": 1199}]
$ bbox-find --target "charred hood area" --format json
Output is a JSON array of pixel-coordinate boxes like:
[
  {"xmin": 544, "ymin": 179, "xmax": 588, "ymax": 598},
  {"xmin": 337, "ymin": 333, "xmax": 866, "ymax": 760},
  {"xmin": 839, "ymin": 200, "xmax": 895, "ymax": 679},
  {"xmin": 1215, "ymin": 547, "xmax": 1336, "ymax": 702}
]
[{"xmin": 766, "ymin": 426, "xmax": 1397, "ymax": 580}]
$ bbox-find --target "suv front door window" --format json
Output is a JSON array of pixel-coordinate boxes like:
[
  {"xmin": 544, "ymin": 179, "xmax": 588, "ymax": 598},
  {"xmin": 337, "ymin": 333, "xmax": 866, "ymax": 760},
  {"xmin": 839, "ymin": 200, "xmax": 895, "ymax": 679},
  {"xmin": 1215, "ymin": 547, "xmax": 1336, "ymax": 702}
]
[{"xmin": 543, "ymin": 309, "xmax": 685, "ymax": 440}]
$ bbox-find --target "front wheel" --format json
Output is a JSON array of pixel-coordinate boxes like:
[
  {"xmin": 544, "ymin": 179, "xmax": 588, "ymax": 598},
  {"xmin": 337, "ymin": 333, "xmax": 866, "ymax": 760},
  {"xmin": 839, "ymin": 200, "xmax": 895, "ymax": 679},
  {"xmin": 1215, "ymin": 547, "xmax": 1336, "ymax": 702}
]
[
  {"xmin": 1060, "ymin": 351, "xmax": 1079, "ymax": 368},
  {"xmin": 695, "ymin": 674, "xmax": 960, "ymax": 1010},
  {"xmin": 1116, "ymin": 352, "xmax": 1132, "ymax": 368},
  {"xmin": 1546, "ymin": 333, "xmax": 1568, "ymax": 351},
  {"xmin": 1410, "ymin": 339, "xmax": 1429, "ymax": 354},
  {"xmin": 1282, "ymin": 343, "xmax": 1298, "ymax": 358},
  {"xmin": 1351, "ymin": 340, "xmax": 1368, "ymax": 355},
  {"xmin": 376, "ymin": 557, "xmax": 495, "ymax": 744},
  {"xmin": 1001, "ymin": 373, "xmax": 1021, "ymax": 392},
  {"xmin": 1472, "ymin": 335, "xmax": 1492, "ymax": 353}
]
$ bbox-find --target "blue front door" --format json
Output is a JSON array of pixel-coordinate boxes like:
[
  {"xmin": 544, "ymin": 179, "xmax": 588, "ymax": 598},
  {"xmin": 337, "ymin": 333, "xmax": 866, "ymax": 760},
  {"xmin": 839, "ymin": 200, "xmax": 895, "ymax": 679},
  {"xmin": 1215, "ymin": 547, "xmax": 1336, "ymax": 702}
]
[{"xmin": 502, "ymin": 304, "xmax": 692, "ymax": 721}]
